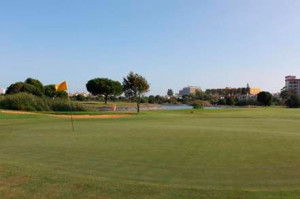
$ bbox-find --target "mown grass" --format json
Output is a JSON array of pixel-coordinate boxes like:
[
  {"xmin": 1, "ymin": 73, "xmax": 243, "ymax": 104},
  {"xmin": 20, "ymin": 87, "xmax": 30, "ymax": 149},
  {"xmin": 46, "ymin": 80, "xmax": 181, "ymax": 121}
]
[{"xmin": 1, "ymin": 108, "xmax": 300, "ymax": 198}]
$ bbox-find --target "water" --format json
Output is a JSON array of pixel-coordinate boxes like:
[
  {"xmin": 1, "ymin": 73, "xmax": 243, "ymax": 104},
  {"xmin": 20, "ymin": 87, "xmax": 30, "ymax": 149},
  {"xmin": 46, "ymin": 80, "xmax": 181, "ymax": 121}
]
[
  {"xmin": 160, "ymin": 104, "xmax": 193, "ymax": 110},
  {"xmin": 98, "ymin": 104, "xmax": 223, "ymax": 111}
]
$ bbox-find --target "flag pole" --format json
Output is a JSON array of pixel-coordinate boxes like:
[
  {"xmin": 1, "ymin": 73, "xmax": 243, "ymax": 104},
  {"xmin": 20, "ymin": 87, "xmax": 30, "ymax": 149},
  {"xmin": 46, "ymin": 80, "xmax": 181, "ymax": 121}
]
[
  {"xmin": 67, "ymin": 94, "xmax": 75, "ymax": 132},
  {"xmin": 55, "ymin": 81, "xmax": 74, "ymax": 132}
]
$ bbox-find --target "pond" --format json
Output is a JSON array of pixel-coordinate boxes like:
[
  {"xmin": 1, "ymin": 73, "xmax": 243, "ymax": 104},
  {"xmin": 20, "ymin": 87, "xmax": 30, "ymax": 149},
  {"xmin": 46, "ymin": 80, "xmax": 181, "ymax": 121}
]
[{"xmin": 98, "ymin": 104, "xmax": 224, "ymax": 111}]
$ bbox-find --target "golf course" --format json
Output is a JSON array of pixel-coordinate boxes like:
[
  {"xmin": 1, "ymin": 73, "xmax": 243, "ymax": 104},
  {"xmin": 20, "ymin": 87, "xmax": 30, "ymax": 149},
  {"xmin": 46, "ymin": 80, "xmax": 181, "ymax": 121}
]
[{"xmin": 1, "ymin": 108, "xmax": 300, "ymax": 199}]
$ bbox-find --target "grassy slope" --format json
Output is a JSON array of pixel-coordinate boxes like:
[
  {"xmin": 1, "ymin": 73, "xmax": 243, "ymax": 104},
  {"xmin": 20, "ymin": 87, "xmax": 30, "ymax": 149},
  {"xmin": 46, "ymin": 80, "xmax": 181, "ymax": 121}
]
[{"xmin": 1, "ymin": 108, "xmax": 300, "ymax": 198}]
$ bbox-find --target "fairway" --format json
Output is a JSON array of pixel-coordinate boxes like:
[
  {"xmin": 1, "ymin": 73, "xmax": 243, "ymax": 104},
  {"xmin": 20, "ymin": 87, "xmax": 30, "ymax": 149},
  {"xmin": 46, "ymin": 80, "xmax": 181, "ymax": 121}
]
[{"xmin": 1, "ymin": 108, "xmax": 300, "ymax": 199}]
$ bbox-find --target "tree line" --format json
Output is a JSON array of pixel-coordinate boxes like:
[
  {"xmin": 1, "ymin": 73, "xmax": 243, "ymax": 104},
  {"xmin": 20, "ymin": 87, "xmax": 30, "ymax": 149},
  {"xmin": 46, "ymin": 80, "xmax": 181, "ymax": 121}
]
[
  {"xmin": 86, "ymin": 72, "xmax": 149, "ymax": 112},
  {"xmin": 3, "ymin": 72, "xmax": 150, "ymax": 113}
]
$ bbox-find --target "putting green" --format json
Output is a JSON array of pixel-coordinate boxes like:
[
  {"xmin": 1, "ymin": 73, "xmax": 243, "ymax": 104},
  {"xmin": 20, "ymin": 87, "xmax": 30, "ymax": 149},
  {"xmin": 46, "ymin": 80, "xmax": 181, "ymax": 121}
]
[{"xmin": 1, "ymin": 108, "xmax": 300, "ymax": 198}]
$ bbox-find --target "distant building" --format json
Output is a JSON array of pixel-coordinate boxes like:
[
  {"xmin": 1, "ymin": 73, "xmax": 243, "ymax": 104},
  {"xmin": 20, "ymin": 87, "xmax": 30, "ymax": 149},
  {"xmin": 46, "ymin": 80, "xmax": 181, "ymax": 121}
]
[
  {"xmin": 179, "ymin": 86, "xmax": 201, "ymax": 96},
  {"xmin": 70, "ymin": 92, "xmax": 90, "ymax": 97},
  {"xmin": 249, "ymin": 88, "xmax": 261, "ymax": 95},
  {"xmin": 285, "ymin": 76, "xmax": 300, "ymax": 95},
  {"xmin": 205, "ymin": 85, "xmax": 261, "ymax": 99},
  {"xmin": 0, "ymin": 87, "xmax": 5, "ymax": 94}
]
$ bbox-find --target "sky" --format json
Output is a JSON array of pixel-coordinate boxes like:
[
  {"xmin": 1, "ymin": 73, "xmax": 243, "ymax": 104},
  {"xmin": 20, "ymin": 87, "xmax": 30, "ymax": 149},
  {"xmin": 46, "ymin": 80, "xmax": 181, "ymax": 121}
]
[{"xmin": 1, "ymin": 0, "xmax": 300, "ymax": 95}]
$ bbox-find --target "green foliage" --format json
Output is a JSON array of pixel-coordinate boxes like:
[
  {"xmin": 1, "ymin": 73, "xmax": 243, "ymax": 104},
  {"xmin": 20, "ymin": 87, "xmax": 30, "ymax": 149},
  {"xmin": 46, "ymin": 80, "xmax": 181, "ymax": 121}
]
[
  {"xmin": 44, "ymin": 85, "xmax": 56, "ymax": 97},
  {"xmin": 235, "ymin": 99, "xmax": 258, "ymax": 106},
  {"xmin": 286, "ymin": 94, "xmax": 300, "ymax": 108},
  {"xmin": 217, "ymin": 98, "xmax": 226, "ymax": 105},
  {"xmin": 123, "ymin": 72, "xmax": 150, "ymax": 112},
  {"xmin": 86, "ymin": 78, "xmax": 123, "ymax": 104},
  {"xmin": 75, "ymin": 94, "xmax": 86, "ymax": 101},
  {"xmin": 25, "ymin": 78, "xmax": 44, "ymax": 93},
  {"xmin": 49, "ymin": 98, "xmax": 87, "ymax": 111},
  {"xmin": 191, "ymin": 100, "xmax": 211, "ymax": 109},
  {"xmin": 0, "ymin": 93, "xmax": 50, "ymax": 111},
  {"xmin": 6, "ymin": 82, "xmax": 43, "ymax": 96},
  {"xmin": 225, "ymin": 97, "xmax": 235, "ymax": 105},
  {"xmin": 257, "ymin": 91, "xmax": 272, "ymax": 106},
  {"xmin": 0, "ymin": 93, "xmax": 86, "ymax": 111},
  {"xmin": 44, "ymin": 85, "xmax": 68, "ymax": 98},
  {"xmin": 167, "ymin": 89, "xmax": 174, "ymax": 96}
]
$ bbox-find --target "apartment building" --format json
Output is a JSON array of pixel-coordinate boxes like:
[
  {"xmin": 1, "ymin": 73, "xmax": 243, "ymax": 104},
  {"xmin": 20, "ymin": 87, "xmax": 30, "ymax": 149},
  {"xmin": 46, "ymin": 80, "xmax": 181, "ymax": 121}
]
[
  {"xmin": 285, "ymin": 76, "xmax": 300, "ymax": 95},
  {"xmin": 179, "ymin": 86, "xmax": 201, "ymax": 96}
]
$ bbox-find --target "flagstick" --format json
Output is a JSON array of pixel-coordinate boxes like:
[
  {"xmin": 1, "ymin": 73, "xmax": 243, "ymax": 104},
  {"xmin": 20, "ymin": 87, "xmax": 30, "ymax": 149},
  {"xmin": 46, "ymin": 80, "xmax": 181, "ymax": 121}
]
[{"xmin": 67, "ymin": 95, "xmax": 75, "ymax": 132}]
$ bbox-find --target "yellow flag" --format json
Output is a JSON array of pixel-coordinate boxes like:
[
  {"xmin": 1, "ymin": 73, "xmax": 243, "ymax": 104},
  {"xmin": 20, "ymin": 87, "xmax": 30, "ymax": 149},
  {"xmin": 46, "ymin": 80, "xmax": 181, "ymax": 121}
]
[{"xmin": 55, "ymin": 81, "xmax": 68, "ymax": 91}]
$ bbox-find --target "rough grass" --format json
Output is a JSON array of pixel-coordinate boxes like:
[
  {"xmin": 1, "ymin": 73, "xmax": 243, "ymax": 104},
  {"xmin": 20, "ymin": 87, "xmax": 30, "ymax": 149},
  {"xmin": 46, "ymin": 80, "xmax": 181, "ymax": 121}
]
[{"xmin": 1, "ymin": 108, "xmax": 300, "ymax": 198}]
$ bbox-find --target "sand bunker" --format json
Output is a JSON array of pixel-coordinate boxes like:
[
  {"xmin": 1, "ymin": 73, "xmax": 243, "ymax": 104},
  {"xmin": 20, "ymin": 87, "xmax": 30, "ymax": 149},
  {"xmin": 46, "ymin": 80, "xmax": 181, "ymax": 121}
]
[{"xmin": 53, "ymin": 114, "xmax": 131, "ymax": 119}]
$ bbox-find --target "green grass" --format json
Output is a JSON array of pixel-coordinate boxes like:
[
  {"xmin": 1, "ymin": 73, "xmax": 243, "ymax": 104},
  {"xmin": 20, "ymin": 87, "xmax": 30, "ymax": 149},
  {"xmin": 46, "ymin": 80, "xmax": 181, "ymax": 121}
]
[{"xmin": 1, "ymin": 108, "xmax": 300, "ymax": 198}]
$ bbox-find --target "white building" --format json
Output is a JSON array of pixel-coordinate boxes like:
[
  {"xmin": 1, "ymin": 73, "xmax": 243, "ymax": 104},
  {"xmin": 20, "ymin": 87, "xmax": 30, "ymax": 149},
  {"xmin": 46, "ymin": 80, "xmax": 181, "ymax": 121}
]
[
  {"xmin": 179, "ymin": 86, "xmax": 201, "ymax": 96},
  {"xmin": 0, "ymin": 87, "xmax": 5, "ymax": 94},
  {"xmin": 285, "ymin": 76, "xmax": 300, "ymax": 95}
]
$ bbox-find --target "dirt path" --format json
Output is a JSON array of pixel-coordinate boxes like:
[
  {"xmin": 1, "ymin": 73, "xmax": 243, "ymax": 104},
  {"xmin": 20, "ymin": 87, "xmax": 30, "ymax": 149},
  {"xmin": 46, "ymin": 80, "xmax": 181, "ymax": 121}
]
[
  {"xmin": 53, "ymin": 114, "xmax": 131, "ymax": 119},
  {"xmin": 0, "ymin": 110, "xmax": 132, "ymax": 119},
  {"xmin": 0, "ymin": 110, "xmax": 35, "ymax": 115}
]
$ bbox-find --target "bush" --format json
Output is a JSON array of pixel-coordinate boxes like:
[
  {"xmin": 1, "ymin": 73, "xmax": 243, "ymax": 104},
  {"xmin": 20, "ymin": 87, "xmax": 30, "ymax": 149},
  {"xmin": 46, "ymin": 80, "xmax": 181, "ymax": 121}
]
[
  {"xmin": 191, "ymin": 100, "xmax": 211, "ymax": 109},
  {"xmin": 257, "ymin": 91, "xmax": 272, "ymax": 106},
  {"xmin": 75, "ymin": 94, "xmax": 86, "ymax": 101},
  {"xmin": 0, "ymin": 93, "xmax": 50, "ymax": 111},
  {"xmin": 44, "ymin": 85, "xmax": 68, "ymax": 98},
  {"xmin": 49, "ymin": 98, "xmax": 87, "ymax": 111},
  {"xmin": 286, "ymin": 94, "xmax": 300, "ymax": 108},
  {"xmin": 25, "ymin": 78, "xmax": 44, "ymax": 93},
  {"xmin": 217, "ymin": 98, "xmax": 226, "ymax": 105},
  {"xmin": 0, "ymin": 93, "xmax": 87, "ymax": 112},
  {"xmin": 225, "ymin": 97, "xmax": 235, "ymax": 105},
  {"xmin": 235, "ymin": 99, "xmax": 258, "ymax": 106},
  {"xmin": 6, "ymin": 82, "xmax": 43, "ymax": 96}
]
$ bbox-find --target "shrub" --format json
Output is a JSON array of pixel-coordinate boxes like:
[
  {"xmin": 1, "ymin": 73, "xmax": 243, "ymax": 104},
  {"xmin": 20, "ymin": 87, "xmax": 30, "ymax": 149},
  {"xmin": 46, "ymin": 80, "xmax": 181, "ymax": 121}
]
[
  {"xmin": 0, "ymin": 93, "xmax": 50, "ymax": 111},
  {"xmin": 49, "ymin": 98, "xmax": 87, "ymax": 111},
  {"xmin": 286, "ymin": 94, "xmax": 300, "ymax": 108},
  {"xmin": 225, "ymin": 97, "xmax": 235, "ymax": 105},
  {"xmin": 257, "ymin": 91, "xmax": 272, "ymax": 106},
  {"xmin": 75, "ymin": 94, "xmax": 86, "ymax": 101},
  {"xmin": 44, "ymin": 85, "xmax": 68, "ymax": 98},
  {"xmin": 6, "ymin": 82, "xmax": 43, "ymax": 96},
  {"xmin": 235, "ymin": 99, "xmax": 258, "ymax": 106},
  {"xmin": 191, "ymin": 100, "xmax": 211, "ymax": 109},
  {"xmin": 0, "ymin": 93, "xmax": 87, "ymax": 112},
  {"xmin": 217, "ymin": 98, "xmax": 226, "ymax": 105},
  {"xmin": 25, "ymin": 78, "xmax": 44, "ymax": 93}
]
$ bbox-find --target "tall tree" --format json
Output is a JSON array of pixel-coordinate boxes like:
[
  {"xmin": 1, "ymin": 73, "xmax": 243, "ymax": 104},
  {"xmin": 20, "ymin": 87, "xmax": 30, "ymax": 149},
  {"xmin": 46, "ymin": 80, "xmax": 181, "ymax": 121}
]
[
  {"xmin": 25, "ymin": 78, "xmax": 44, "ymax": 93},
  {"xmin": 86, "ymin": 78, "xmax": 123, "ymax": 104},
  {"xmin": 167, "ymin": 89, "xmax": 174, "ymax": 97},
  {"xmin": 123, "ymin": 72, "xmax": 150, "ymax": 113},
  {"xmin": 6, "ymin": 82, "xmax": 43, "ymax": 96},
  {"xmin": 257, "ymin": 91, "xmax": 272, "ymax": 106}
]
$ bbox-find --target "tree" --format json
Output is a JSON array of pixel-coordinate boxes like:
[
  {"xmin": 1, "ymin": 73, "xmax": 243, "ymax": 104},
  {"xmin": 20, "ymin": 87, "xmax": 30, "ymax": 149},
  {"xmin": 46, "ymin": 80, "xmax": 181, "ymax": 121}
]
[
  {"xmin": 280, "ymin": 86, "xmax": 294, "ymax": 102},
  {"xmin": 86, "ymin": 78, "xmax": 123, "ymax": 104},
  {"xmin": 246, "ymin": 83, "xmax": 250, "ymax": 94},
  {"xmin": 167, "ymin": 89, "xmax": 174, "ymax": 97},
  {"xmin": 6, "ymin": 82, "xmax": 43, "ymax": 96},
  {"xmin": 195, "ymin": 89, "xmax": 204, "ymax": 100},
  {"xmin": 25, "ymin": 78, "xmax": 44, "ymax": 93},
  {"xmin": 123, "ymin": 72, "xmax": 150, "ymax": 113},
  {"xmin": 44, "ymin": 85, "xmax": 68, "ymax": 99},
  {"xmin": 225, "ymin": 97, "xmax": 235, "ymax": 105},
  {"xmin": 286, "ymin": 94, "xmax": 300, "ymax": 108},
  {"xmin": 257, "ymin": 91, "xmax": 272, "ymax": 106}
]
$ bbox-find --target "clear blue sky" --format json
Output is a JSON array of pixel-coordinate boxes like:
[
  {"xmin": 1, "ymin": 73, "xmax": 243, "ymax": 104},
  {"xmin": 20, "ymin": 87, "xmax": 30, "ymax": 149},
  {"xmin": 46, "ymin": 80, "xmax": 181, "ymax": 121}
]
[{"xmin": 1, "ymin": 0, "xmax": 299, "ymax": 95}]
